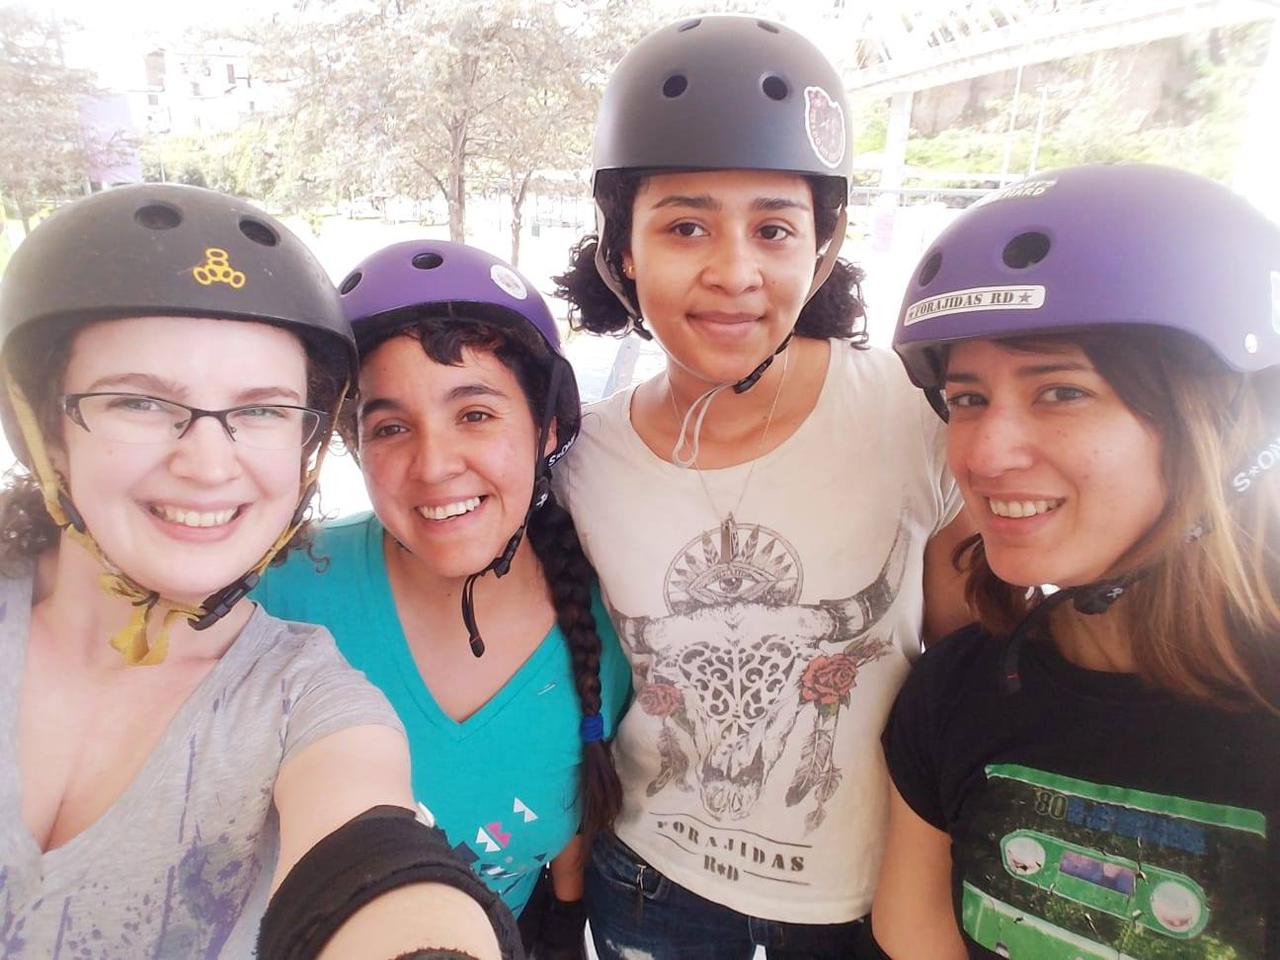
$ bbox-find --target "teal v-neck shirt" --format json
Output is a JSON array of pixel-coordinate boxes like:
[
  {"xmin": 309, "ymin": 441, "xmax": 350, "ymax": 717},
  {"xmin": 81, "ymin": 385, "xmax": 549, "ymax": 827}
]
[{"xmin": 251, "ymin": 512, "xmax": 632, "ymax": 915}]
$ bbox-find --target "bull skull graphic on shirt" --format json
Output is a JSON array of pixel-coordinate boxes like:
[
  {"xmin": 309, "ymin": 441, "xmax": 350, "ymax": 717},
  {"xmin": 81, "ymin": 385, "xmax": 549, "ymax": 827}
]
[{"xmin": 615, "ymin": 515, "xmax": 908, "ymax": 830}]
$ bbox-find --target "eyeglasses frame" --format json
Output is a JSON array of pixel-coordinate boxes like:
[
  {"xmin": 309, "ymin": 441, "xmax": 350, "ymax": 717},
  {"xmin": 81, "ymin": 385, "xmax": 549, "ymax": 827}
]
[{"xmin": 60, "ymin": 392, "xmax": 331, "ymax": 449}]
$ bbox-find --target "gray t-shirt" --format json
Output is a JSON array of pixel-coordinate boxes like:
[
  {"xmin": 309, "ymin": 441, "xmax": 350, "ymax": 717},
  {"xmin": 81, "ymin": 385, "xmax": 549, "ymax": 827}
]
[{"xmin": 0, "ymin": 571, "xmax": 403, "ymax": 957}]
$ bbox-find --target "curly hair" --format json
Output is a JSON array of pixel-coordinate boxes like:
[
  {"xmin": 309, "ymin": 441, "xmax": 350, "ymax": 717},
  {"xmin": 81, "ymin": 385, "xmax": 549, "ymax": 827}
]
[{"xmin": 553, "ymin": 171, "xmax": 868, "ymax": 345}]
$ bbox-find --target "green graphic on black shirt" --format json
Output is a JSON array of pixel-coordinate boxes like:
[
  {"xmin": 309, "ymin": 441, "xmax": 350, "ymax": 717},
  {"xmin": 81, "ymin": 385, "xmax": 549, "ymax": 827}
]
[{"xmin": 959, "ymin": 764, "xmax": 1267, "ymax": 959}]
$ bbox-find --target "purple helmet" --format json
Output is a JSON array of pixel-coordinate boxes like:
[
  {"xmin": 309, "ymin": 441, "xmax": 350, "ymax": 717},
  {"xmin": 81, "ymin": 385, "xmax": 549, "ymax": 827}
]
[
  {"xmin": 338, "ymin": 240, "xmax": 579, "ymax": 456},
  {"xmin": 894, "ymin": 164, "xmax": 1280, "ymax": 398}
]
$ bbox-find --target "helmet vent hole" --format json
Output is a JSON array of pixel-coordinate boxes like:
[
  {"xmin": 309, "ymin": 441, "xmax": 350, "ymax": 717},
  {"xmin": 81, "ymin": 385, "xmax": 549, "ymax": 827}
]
[
  {"xmin": 412, "ymin": 252, "xmax": 444, "ymax": 270},
  {"xmin": 662, "ymin": 74, "xmax": 688, "ymax": 99},
  {"xmin": 757, "ymin": 20, "xmax": 780, "ymax": 33},
  {"xmin": 1002, "ymin": 232, "xmax": 1050, "ymax": 269},
  {"xmin": 134, "ymin": 203, "xmax": 181, "ymax": 230},
  {"xmin": 761, "ymin": 75, "xmax": 789, "ymax": 101},
  {"xmin": 239, "ymin": 217, "xmax": 279, "ymax": 246},
  {"xmin": 918, "ymin": 251, "xmax": 942, "ymax": 286},
  {"xmin": 339, "ymin": 271, "xmax": 362, "ymax": 295},
  {"xmin": 677, "ymin": 18, "xmax": 701, "ymax": 31}
]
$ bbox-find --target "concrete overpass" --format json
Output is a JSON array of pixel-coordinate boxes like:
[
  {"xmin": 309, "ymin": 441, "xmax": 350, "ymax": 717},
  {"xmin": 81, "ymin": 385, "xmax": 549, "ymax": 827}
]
[
  {"xmin": 817, "ymin": 0, "xmax": 1280, "ymax": 214},
  {"xmin": 840, "ymin": 0, "xmax": 1280, "ymax": 97}
]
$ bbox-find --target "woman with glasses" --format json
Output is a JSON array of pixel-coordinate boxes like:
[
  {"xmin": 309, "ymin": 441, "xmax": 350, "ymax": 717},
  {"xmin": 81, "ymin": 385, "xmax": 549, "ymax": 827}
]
[{"xmin": 0, "ymin": 184, "xmax": 518, "ymax": 959}]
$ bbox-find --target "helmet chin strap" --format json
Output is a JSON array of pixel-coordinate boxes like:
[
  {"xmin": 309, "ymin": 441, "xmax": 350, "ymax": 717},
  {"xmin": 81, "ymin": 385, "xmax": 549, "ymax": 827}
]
[
  {"xmin": 6, "ymin": 377, "xmax": 345, "ymax": 665},
  {"xmin": 999, "ymin": 422, "xmax": 1278, "ymax": 693},
  {"xmin": 459, "ymin": 361, "xmax": 564, "ymax": 658},
  {"xmin": 186, "ymin": 474, "xmax": 325, "ymax": 632},
  {"xmin": 599, "ymin": 206, "xmax": 850, "ymax": 471},
  {"xmin": 593, "ymin": 206, "xmax": 643, "ymax": 326},
  {"xmin": 999, "ymin": 580, "xmax": 1130, "ymax": 694},
  {"xmin": 596, "ymin": 204, "xmax": 848, "ymax": 385}
]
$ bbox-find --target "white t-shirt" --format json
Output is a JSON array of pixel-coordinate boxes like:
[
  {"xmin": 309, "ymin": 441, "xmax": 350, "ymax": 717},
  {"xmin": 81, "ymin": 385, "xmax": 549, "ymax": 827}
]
[{"xmin": 557, "ymin": 342, "xmax": 961, "ymax": 923}]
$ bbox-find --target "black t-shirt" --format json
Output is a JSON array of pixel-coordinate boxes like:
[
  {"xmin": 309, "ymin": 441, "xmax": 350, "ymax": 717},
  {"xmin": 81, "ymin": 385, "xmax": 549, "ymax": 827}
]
[{"xmin": 883, "ymin": 623, "xmax": 1280, "ymax": 960}]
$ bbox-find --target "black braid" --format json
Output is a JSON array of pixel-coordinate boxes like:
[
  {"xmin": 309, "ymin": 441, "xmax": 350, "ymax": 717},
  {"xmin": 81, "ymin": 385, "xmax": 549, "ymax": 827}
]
[{"xmin": 526, "ymin": 492, "xmax": 623, "ymax": 847}]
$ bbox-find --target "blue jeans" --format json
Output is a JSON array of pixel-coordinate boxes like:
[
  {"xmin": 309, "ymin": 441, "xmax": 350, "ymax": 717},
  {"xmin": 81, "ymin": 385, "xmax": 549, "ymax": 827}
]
[{"xmin": 585, "ymin": 832, "xmax": 866, "ymax": 959}]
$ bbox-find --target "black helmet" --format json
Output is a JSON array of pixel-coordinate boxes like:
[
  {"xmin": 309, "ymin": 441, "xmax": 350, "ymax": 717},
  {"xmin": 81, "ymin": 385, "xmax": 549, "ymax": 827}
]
[
  {"xmin": 0, "ymin": 184, "xmax": 354, "ymax": 461},
  {"xmin": 592, "ymin": 15, "xmax": 853, "ymax": 188}
]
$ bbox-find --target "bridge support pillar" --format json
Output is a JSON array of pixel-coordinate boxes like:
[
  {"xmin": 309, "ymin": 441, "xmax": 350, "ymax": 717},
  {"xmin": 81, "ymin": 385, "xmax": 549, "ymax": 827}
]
[
  {"xmin": 869, "ymin": 91, "xmax": 915, "ymax": 252},
  {"xmin": 881, "ymin": 90, "xmax": 914, "ymax": 196}
]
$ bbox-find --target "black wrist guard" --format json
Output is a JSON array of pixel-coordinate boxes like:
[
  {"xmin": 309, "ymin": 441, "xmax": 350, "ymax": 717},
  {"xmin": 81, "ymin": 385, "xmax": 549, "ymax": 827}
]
[
  {"xmin": 535, "ymin": 894, "xmax": 587, "ymax": 959},
  {"xmin": 258, "ymin": 805, "xmax": 523, "ymax": 960}
]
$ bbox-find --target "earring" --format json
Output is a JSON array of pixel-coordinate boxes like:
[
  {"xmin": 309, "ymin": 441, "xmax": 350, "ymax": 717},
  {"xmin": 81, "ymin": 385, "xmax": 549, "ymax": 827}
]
[{"xmin": 622, "ymin": 262, "xmax": 635, "ymax": 279}]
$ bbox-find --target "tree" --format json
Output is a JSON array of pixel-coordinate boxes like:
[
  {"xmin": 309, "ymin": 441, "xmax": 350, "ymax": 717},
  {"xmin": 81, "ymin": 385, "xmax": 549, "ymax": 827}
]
[
  {"xmin": 477, "ymin": 0, "xmax": 671, "ymax": 264},
  {"xmin": 470, "ymin": 4, "xmax": 595, "ymax": 265},
  {"xmin": 0, "ymin": 6, "xmax": 99, "ymax": 233},
  {"xmin": 242, "ymin": 0, "xmax": 685, "ymax": 253},
  {"xmin": 248, "ymin": 0, "xmax": 589, "ymax": 245}
]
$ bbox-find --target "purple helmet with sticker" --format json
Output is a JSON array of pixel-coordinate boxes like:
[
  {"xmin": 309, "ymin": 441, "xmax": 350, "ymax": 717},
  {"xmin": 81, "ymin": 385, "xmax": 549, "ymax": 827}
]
[
  {"xmin": 338, "ymin": 240, "xmax": 579, "ymax": 456},
  {"xmin": 340, "ymin": 240, "xmax": 562, "ymax": 354},
  {"xmin": 894, "ymin": 164, "xmax": 1280, "ymax": 396}
]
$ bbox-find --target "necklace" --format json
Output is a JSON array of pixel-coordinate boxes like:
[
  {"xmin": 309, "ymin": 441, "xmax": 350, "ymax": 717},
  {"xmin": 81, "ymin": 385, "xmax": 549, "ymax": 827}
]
[{"xmin": 666, "ymin": 347, "xmax": 791, "ymax": 523}]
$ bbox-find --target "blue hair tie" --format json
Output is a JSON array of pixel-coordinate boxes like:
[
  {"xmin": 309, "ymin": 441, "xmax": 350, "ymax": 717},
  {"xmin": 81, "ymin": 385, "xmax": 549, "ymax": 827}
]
[{"xmin": 580, "ymin": 713, "xmax": 605, "ymax": 743}]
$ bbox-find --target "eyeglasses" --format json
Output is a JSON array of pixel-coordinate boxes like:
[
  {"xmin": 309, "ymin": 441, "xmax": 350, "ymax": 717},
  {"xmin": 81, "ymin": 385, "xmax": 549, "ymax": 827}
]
[{"xmin": 62, "ymin": 393, "xmax": 329, "ymax": 451}]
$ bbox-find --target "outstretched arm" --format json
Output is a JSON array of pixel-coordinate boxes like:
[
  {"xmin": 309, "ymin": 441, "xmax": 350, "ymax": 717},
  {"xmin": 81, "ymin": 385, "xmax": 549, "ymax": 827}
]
[{"xmin": 266, "ymin": 724, "xmax": 510, "ymax": 960}]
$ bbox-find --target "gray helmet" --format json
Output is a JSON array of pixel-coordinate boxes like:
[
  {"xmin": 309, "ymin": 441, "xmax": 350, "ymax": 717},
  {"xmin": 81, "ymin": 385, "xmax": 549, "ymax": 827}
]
[
  {"xmin": 593, "ymin": 15, "xmax": 853, "ymax": 186},
  {"xmin": 0, "ymin": 183, "xmax": 354, "ymax": 380},
  {"xmin": 0, "ymin": 183, "xmax": 355, "ymax": 464}
]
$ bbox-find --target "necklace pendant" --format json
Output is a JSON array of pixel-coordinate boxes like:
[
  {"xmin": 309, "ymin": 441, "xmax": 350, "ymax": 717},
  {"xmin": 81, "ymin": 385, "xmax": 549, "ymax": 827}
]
[{"xmin": 720, "ymin": 514, "xmax": 736, "ymax": 556}]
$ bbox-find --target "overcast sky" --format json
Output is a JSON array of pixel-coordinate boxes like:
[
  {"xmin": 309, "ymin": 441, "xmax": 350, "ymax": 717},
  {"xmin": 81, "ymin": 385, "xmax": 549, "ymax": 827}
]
[
  {"xmin": 39, "ymin": 0, "xmax": 323, "ymax": 87},
  {"xmin": 41, "ymin": 0, "xmax": 854, "ymax": 89}
]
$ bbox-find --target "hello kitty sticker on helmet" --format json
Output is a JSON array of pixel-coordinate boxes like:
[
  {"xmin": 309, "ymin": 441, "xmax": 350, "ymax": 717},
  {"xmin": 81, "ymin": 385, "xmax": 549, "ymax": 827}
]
[
  {"xmin": 804, "ymin": 86, "xmax": 846, "ymax": 171},
  {"xmin": 490, "ymin": 263, "xmax": 528, "ymax": 301}
]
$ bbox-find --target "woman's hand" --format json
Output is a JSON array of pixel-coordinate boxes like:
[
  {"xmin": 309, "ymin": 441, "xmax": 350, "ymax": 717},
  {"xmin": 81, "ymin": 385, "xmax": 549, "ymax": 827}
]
[{"xmin": 533, "ymin": 838, "xmax": 588, "ymax": 959}]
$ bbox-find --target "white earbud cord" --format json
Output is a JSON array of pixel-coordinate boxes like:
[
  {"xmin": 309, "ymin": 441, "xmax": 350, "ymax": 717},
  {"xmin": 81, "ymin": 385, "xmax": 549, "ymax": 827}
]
[{"xmin": 667, "ymin": 347, "xmax": 791, "ymax": 524}]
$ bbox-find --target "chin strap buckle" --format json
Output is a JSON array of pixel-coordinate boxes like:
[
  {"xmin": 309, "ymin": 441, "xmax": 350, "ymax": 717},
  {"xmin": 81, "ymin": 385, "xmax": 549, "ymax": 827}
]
[
  {"xmin": 190, "ymin": 571, "xmax": 261, "ymax": 631},
  {"xmin": 732, "ymin": 331, "xmax": 794, "ymax": 395},
  {"xmin": 1072, "ymin": 580, "xmax": 1128, "ymax": 615},
  {"xmin": 1000, "ymin": 578, "xmax": 1133, "ymax": 695}
]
